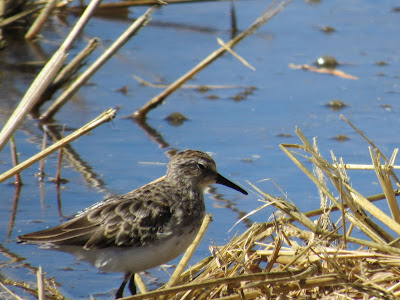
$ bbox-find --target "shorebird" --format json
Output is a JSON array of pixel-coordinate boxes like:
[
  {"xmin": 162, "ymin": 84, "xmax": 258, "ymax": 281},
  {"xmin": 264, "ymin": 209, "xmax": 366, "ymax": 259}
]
[{"xmin": 18, "ymin": 149, "xmax": 248, "ymax": 299}]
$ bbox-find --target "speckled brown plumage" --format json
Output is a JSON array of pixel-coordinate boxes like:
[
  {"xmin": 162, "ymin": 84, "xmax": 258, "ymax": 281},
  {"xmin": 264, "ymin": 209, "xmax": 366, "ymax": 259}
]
[{"xmin": 18, "ymin": 149, "xmax": 247, "ymax": 299}]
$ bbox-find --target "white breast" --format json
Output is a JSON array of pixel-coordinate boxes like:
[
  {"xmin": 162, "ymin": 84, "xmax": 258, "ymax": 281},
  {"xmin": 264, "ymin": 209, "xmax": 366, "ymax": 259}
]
[{"xmin": 54, "ymin": 227, "xmax": 199, "ymax": 273}]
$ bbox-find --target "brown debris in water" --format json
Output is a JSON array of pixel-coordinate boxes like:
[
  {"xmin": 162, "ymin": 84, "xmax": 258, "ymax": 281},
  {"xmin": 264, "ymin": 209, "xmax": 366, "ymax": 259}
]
[{"xmin": 289, "ymin": 63, "xmax": 359, "ymax": 80}]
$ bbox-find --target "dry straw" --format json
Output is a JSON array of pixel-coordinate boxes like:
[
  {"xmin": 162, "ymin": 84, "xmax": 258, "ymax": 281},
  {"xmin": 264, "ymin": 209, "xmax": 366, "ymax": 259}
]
[{"xmin": 123, "ymin": 116, "xmax": 400, "ymax": 300}]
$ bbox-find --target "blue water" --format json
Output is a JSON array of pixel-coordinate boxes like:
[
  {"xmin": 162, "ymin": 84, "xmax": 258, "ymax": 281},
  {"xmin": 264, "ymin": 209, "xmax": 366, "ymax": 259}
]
[{"xmin": 1, "ymin": 0, "xmax": 400, "ymax": 298}]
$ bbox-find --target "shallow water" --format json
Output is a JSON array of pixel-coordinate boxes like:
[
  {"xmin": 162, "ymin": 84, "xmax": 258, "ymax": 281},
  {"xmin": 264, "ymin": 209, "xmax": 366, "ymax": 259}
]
[{"xmin": 1, "ymin": 0, "xmax": 400, "ymax": 298}]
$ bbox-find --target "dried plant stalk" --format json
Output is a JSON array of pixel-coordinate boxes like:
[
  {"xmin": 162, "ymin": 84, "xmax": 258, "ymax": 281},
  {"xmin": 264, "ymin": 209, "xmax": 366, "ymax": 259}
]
[
  {"xmin": 40, "ymin": 5, "xmax": 158, "ymax": 121},
  {"xmin": 0, "ymin": 0, "xmax": 103, "ymax": 152},
  {"xmin": 25, "ymin": 0, "xmax": 58, "ymax": 40},
  {"xmin": 0, "ymin": 108, "xmax": 116, "ymax": 183},
  {"xmin": 133, "ymin": 0, "xmax": 292, "ymax": 119}
]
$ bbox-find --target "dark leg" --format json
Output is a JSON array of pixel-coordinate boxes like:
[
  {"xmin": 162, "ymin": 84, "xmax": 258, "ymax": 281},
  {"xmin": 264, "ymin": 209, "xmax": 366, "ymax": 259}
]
[
  {"xmin": 128, "ymin": 273, "xmax": 137, "ymax": 295},
  {"xmin": 116, "ymin": 272, "xmax": 132, "ymax": 299}
]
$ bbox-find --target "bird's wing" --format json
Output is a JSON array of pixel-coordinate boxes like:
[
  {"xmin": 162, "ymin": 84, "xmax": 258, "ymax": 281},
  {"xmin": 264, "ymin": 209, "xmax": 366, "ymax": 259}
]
[
  {"xmin": 85, "ymin": 196, "xmax": 173, "ymax": 249},
  {"xmin": 17, "ymin": 214, "xmax": 98, "ymax": 246},
  {"xmin": 18, "ymin": 190, "xmax": 174, "ymax": 249}
]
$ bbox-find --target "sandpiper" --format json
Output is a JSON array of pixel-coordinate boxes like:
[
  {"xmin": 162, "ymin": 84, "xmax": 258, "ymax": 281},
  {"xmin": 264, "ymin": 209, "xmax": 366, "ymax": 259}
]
[{"xmin": 18, "ymin": 149, "xmax": 247, "ymax": 299}]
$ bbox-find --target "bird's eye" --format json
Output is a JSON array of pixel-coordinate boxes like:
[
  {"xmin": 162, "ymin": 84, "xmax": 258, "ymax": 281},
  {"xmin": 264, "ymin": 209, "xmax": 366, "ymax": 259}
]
[{"xmin": 197, "ymin": 163, "xmax": 206, "ymax": 170}]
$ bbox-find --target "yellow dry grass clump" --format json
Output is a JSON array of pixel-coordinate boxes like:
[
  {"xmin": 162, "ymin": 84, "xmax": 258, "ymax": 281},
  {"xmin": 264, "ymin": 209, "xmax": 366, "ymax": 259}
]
[{"xmin": 127, "ymin": 116, "xmax": 400, "ymax": 300}]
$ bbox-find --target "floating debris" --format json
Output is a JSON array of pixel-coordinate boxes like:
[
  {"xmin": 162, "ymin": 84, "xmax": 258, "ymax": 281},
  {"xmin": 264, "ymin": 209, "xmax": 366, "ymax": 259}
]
[
  {"xmin": 240, "ymin": 158, "xmax": 254, "ymax": 163},
  {"xmin": 231, "ymin": 86, "xmax": 257, "ymax": 102},
  {"xmin": 326, "ymin": 99, "xmax": 347, "ymax": 111},
  {"xmin": 165, "ymin": 112, "xmax": 188, "ymax": 127},
  {"xmin": 289, "ymin": 63, "xmax": 358, "ymax": 80},
  {"xmin": 276, "ymin": 133, "xmax": 293, "ymax": 138},
  {"xmin": 196, "ymin": 86, "xmax": 210, "ymax": 93},
  {"xmin": 116, "ymin": 85, "xmax": 129, "ymax": 95},
  {"xmin": 315, "ymin": 55, "xmax": 339, "ymax": 68},
  {"xmin": 392, "ymin": 6, "xmax": 400, "ymax": 12},
  {"xmin": 240, "ymin": 154, "xmax": 260, "ymax": 163},
  {"xmin": 333, "ymin": 134, "xmax": 350, "ymax": 142},
  {"xmin": 376, "ymin": 60, "xmax": 388, "ymax": 66},
  {"xmin": 321, "ymin": 25, "xmax": 336, "ymax": 33},
  {"xmin": 232, "ymin": 93, "xmax": 246, "ymax": 101},
  {"xmin": 48, "ymin": 177, "xmax": 69, "ymax": 184},
  {"xmin": 380, "ymin": 104, "xmax": 392, "ymax": 111},
  {"xmin": 207, "ymin": 94, "xmax": 219, "ymax": 100}
]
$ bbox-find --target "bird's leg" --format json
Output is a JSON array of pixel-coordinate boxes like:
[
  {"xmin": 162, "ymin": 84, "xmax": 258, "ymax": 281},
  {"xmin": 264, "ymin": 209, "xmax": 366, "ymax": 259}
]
[
  {"xmin": 116, "ymin": 272, "xmax": 132, "ymax": 299},
  {"xmin": 128, "ymin": 273, "xmax": 137, "ymax": 295}
]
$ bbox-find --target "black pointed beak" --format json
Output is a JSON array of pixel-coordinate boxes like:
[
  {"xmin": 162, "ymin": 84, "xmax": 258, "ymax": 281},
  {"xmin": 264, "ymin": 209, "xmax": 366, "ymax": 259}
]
[{"xmin": 216, "ymin": 173, "xmax": 248, "ymax": 195}]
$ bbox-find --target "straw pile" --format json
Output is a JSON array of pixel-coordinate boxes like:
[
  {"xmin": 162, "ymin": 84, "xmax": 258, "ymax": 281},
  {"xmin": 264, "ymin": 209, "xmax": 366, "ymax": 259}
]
[{"xmin": 127, "ymin": 116, "xmax": 400, "ymax": 300}]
